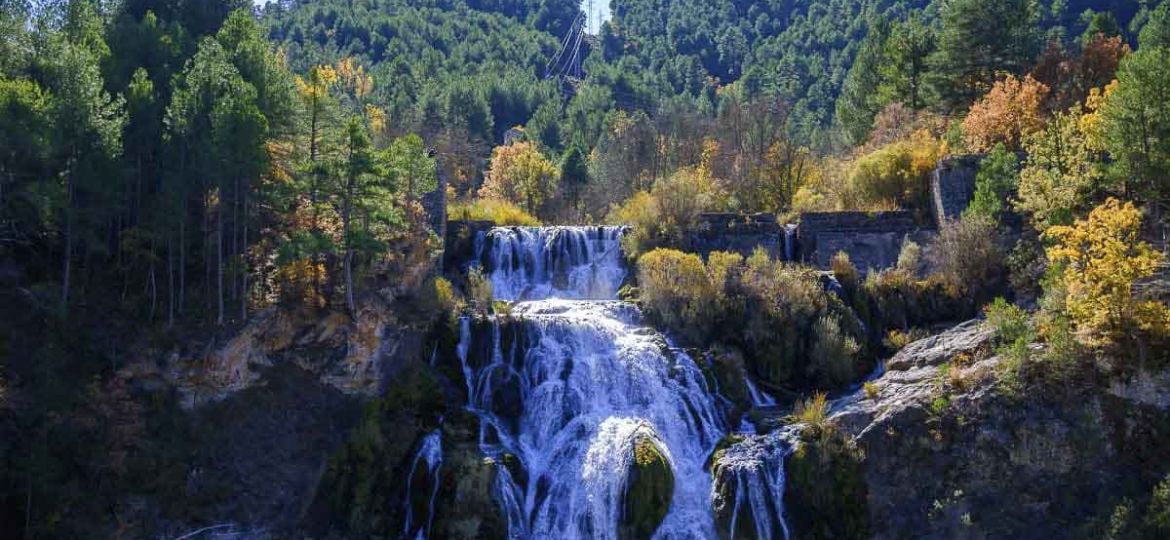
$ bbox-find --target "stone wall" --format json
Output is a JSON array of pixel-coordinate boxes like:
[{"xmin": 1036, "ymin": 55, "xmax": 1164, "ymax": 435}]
[
  {"xmin": 797, "ymin": 211, "xmax": 927, "ymax": 271},
  {"xmin": 930, "ymin": 154, "xmax": 982, "ymax": 226},
  {"xmin": 684, "ymin": 213, "xmax": 789, "ymax": 260}
]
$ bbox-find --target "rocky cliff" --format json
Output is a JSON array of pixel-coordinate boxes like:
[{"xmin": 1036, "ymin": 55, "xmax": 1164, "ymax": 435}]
[{"xmin": 829, "ymin": 321, "xmax": 1170, "ymax": 539}]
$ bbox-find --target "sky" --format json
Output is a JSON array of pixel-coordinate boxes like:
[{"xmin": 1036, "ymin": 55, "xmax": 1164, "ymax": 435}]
[{"xmin": 252, "ymin": 0, "xmax": 612, "ymax": 33}]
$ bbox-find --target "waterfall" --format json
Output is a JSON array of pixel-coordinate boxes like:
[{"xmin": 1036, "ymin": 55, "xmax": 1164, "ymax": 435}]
[
  {"xmin": 403, "ymin": 430, "xmax": 443, "ymax": 540},
  {"xmin": 454, "ymin": 226, "xmax": 729, "ymax": 539},
  {"xmin": 716, "ymin": 432, "xmax": 795, "ymax": 540},
  {"xmin": 738, "ymin": 374, "xmax": 778, "ymax": 434},
  {"xmin": 783, "ymin": 225, "xmax": 797, "ymax": 263},
  {"xmin": 474, "ymin": 226, "xmax": 626, "ymax": 301},
  {"xmin": 744, "ymin": 375, "xmax": 777, "ymax": 409}
]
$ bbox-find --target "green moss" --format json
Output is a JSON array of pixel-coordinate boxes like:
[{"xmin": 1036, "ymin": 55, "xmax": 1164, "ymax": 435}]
[
  {"xmin": 621, "ymin": 435, "xmax": 675, "ymax": 540},
  {"xmin": 310, "ymin": 362, "xmax": 445, "ymax": 537},
  {"xmin": 786, "ymin": 427, "xmax": 869, "ymax": 540}
]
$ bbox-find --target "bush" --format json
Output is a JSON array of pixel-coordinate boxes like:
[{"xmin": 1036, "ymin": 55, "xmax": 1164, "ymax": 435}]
[
  {"xmin": 608, "ymin": 167, "xmax": 725, "ymax": 259},
  {"xmin": 984, "ymin": 298, "xmax": 1031, "ymax": 345},
  {"xmin": 896, "ymin": 239, "xmax": 922, "ymax": 276},
  {"xmin": 416, "ymin": 276, "xmax": 461, "ymax": 316},
  {"xmin": 845, "ymin": 137, "xmax": 940, "ymax": 211},
  {"xmin": 831, "ymin": 251, "xmax": 860, "ymax": 289},
  {"xmin": 931, "ymin": 214, "xmax": 1005, "ymax": 305},
  {"xmin": 1045, "ymin": 198, "xmax": 1170, "ymax": 348},
  {"xmin": 448, "ymin": 198, "xmax": 540, "ymax": 226},
  {"xmin": 636, "ymin": 249, "xmax": 716, "ymax": 342},
  {"xmin": 964, "ymin": 143, "xmax": 1019, "ymax": 222},
  {"xmin": 861, "ymin": 270, "xmax": 970, "ymax": 334},
  {"xmin": 637, "ymin": 248, "xmax": 866, "ymax": 391},
  {"xmin": 808, "ymin": 316, "xmax": 862, "ymax": 388},
  {"xmin": 466, "ymin": 268, "xmax": 493, "ymax": 316},
  {"xmin": 788, "ymin": 392, "xmax": 831, "ymax": 432},
  {"xmin": 863, "ymin": 381, "xmax": 879, "ymax": 400},
  {"xmin": 609, "ymin": 191, "xmax": 662, "ymax": 259}
]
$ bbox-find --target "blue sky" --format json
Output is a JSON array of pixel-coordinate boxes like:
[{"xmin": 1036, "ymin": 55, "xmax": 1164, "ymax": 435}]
[{"xmin": 253, "ymin": 1, "xmax": 611, "ymax": 33}]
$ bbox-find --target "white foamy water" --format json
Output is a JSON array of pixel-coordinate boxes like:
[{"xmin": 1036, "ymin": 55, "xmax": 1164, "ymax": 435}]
[{"xmin": 475, "ymin": 226, "xmax": 626, "ymax": 301}]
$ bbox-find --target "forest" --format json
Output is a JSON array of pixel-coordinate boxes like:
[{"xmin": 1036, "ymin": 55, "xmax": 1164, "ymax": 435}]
[{"xmin": 2, "ymin": 0, "xmax": 1170, "ymax": 538}]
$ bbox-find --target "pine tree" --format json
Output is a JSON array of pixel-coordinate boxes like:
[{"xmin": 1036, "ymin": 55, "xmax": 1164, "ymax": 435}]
[{"xmin": 930, "ymin": 0, "xmax": 1041, "ymax": 111}]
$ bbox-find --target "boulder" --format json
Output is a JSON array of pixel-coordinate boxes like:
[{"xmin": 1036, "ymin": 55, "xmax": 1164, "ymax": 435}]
[{"xmin": 620, "ymin": 433, "xmax": 675, "ymax": 540}]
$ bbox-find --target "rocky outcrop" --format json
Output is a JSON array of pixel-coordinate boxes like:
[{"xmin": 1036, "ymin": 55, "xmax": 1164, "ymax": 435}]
[
  {"xmin": 161, "ymin": 299, "xmax": 424, "ymax": 408},
  {"xmin": 621, "ymin": 433, "xmax": 675, "ymax": 540},
  {"xmin": 830, "ymin": 321, "xmax": 1170, "ymax": 539}
]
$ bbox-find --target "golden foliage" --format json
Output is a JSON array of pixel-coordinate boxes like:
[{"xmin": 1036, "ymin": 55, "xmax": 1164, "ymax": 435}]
[
  {"xmin": 335, "ymin": 57, "xmax": 374, "ymax": 99},
  {"xmin": 296, "ymin": 64, "xmax": 338, "ymax": 101},
  {"xmin": 962, "ymin": 74, "xmax": 1050, "ymax": 152},
  {"xmin": 788, "ymin": 392, "xmax": 832, "ymax": 432},
  {"xmin": 478, "ymin": 142, "xmax": 560, "ymax": 215},
  {"xmin": 274, "ymin": 259, "xmax": 327, "ymax": 308},
  {"xmin": 1045, "ymin": 198, "xmax": 1170, "ymax": 344},
  {"xmin": 637, "ymin": 248, "xmax": 716, "ymax": 338},
  {"xmin": 448, "ymin": 198, "xmax": 541, "ymax": 226}
]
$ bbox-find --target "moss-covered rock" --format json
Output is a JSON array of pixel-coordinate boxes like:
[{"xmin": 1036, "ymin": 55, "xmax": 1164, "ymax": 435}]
[
  {"xmin": 431, "ymin": 410, "xmax": 509, "ymax": 539},
  {"xmin": 620, "ymin": 434, "xmax": 675, "ymax": 540},
  {"xmin": 785, "ymin": 425, "xmax": 869, "ymax": 540}
]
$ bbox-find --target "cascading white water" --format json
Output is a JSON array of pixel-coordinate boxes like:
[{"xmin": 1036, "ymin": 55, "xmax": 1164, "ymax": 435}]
[
  {"xmin": 402, "ymin": 430, "xmax": 443, "ymax": 540},
  {"xmin": 783, "ymin": 225, "xmax": 797, "ymax": 263},
  {"xmin": 716, "ymin": 431, "xmax": 795, "ymax": 540},
  {"xmin": 475, "ymin": 226, "xmax": 627, "ymax": 301},
  {"xmin": 744, "ymin": 375, "xmax": 777, "ymax": 409},
  {"xmin": 457, "ymin": 226, "xmax": 731, "ymax": 539},
  {"xmin": 738, "ymin": 374, "xmax": 779, "ymax": 434}
]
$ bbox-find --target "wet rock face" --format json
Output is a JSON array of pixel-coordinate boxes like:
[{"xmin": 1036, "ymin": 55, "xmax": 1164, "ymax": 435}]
[
  {"xmin": 830, "ymin": 320, "xmax": 1170, "ymax": 539},
  {"xmin": 620, "ymin": 434, "xmax": 675, "ymax": 540},
  {"xmin": 431, "ymin": 412, "xmax": 509, "ymax": 540},
  {"xmin": 165, "ymin": 299, "xmax": 424, "ymax": 408},
  {"xmin": 709, "ymin": 433, "xmax": 790, "ymax": 540}
]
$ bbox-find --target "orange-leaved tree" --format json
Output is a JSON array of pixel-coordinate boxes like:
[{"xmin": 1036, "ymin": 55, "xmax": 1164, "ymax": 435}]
[{"xmin": 962, "ymin": 74, "xmax": 1049, "ymax": 153}]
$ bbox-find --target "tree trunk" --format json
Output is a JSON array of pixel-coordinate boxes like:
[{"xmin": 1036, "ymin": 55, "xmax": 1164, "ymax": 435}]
[
  {"xmin": 217, "ymin": 186, "xmax": 225, "ymax": 326},
  {"xmin": 344, "ymin": 170, "xmax": 356, "ymax": 315},
  {"xmin": 241, "ymin": 190, "xmax": 249, "ymax": 322},
  {"xmin": 61, "ymin": 167, "xmax": 74, "ymax": 312},
  {"xmin": 168, "ymin": 236, "xmax": 175, "ymax": 327}
]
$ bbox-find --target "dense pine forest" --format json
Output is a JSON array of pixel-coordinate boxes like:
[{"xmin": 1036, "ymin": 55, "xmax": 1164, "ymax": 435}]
[{"xmin": 3, "ymin": 0, "xmax": 1170, "ymax": 538}]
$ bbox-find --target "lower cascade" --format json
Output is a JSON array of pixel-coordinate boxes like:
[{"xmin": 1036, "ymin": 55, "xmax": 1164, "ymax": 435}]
[
  {"xmin": 403, "ymin": 430, "xmax": 443, "ymax": 540},
  {"xmin": 438, "ymin": 226, "xmax": 796, "ymax": 539},
  {"xmin": 458, "ymin": 300, "xmax": 724, "ymax": 539},
  {"xmin": 711, "ymin": 432, "xmax": 795, "ymax": 540}
]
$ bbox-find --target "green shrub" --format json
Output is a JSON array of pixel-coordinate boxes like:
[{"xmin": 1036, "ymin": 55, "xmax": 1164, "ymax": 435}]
[
  {"xmin": 896, "ymin": 239, "xmax": 922, "ymax": 276},
  {"xmin": 637, "ymin": 249, "xmax": 716, "ymax": 342},
  {"xmin": 637, "ymin": 248, "xmax": 866, "ymax": 391},
  {"xmin": 466, "ymin": 268, "xmax": 493, "ymax": 316},
  {"xmin": 449, "ymin": 198, "xmax": 540, "ymax": 226},
  {"xmin": 831, "ymin": 251, "xmax": 860, "ymax": 289},
  {"xmin": 808, "ymin": 316, "xmax": 862, "ymax": 388},
  {"xmin": 964, "ymin": 143, "xmax": 1019, "ymax": 222},
  {"xmin": 984, "ymin": 298, "xmax": 1031, "ymax": 345}
]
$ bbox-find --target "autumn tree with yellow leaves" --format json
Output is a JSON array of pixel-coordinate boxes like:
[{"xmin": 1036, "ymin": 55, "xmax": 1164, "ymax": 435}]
[
  {"xmin": 1046, "ymin": 198, "xmax": 1170, "ymax": 347},
  {"xmin": 479, "ymin": 142, "xmax": 560, "ymax": 217}
]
